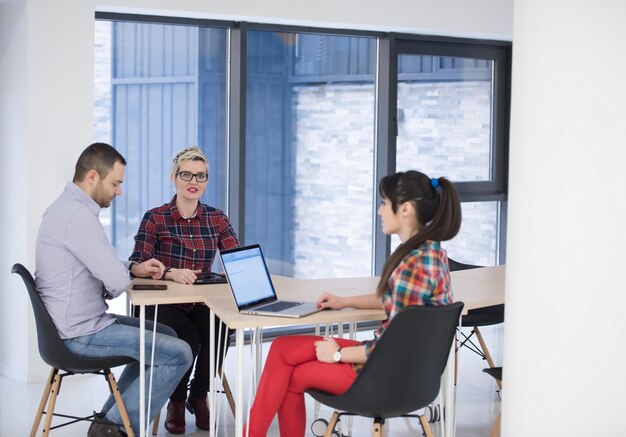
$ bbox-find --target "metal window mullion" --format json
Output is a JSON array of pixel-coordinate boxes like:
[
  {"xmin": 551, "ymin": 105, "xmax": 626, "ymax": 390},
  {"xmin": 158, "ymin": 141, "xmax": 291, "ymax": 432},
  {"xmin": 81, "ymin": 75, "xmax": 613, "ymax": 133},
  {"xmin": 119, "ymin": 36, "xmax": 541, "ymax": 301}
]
[
  {"xmin": 373, "ymin": 35, "xmax": 396, "ymax": 276},
  {"xmin": 227, "ymin": 24, "xmax": 247, "ymax": 242}
]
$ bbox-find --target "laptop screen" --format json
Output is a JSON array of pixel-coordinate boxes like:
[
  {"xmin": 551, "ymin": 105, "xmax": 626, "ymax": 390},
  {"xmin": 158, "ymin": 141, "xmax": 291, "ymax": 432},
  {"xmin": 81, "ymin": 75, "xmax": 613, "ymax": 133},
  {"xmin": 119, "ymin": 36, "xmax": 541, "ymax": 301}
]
[{"xmin": 220, "ymin": 245, "xmax": 277, "ymax": 308}]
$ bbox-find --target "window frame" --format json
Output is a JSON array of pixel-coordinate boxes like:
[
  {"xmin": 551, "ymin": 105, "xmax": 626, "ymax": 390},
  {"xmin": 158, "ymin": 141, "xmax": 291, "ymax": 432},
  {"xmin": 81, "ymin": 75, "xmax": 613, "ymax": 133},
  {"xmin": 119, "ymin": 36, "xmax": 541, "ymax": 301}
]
[{"xmin": 95, "ymin": 12, "xmax": 511, "ymax": 270}]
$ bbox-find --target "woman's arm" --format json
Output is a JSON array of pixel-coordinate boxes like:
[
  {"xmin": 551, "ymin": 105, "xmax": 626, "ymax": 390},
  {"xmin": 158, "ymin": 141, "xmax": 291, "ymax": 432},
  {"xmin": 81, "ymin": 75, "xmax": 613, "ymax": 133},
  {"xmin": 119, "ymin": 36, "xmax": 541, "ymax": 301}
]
[
  {"xmin": 314, "ymin": 338, "xmax": 368, "ymax": 364},
  {"xmin": 217, "ymin": 210, "xmax": 240, "ymax": 250},
  {"xmin": 317, "ymin": 292, "xmax": 383, "ymax": 310},
  {"xmin": 130, "ymin": 212, "xmax": 158, "ymax": 263}
]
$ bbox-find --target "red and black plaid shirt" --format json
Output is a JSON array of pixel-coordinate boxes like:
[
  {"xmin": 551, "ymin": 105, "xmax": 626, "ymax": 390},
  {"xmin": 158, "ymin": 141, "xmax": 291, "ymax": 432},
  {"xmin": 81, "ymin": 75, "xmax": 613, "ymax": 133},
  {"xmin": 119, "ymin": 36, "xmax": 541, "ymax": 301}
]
[{"xmin": 130, "ymin": 196, "xmax": 239, "ymax": 310}]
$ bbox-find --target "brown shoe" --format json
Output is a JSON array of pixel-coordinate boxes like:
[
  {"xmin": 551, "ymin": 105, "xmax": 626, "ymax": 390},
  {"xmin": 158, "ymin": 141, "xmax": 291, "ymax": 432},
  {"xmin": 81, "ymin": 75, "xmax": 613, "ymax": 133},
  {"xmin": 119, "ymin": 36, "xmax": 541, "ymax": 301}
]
[
  {"xmin": 164, "ymin": 400, "xmax": 186, "ymax": 434},
  {"xmin": 186, "ymin": 395, "xmax": 210, "ymax": 431}
]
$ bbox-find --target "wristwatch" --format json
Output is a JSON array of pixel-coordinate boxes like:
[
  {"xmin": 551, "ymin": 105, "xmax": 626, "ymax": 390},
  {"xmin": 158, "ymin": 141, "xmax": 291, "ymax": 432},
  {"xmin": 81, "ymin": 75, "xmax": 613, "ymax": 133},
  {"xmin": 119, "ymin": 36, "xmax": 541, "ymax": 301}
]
[
  {"xmin": 332, "ymin": 348, "xmax": 343, "ymax": 363},
  {"xmin": 128, "ymin": 261, "xmax": 137, "ymax": 278}
]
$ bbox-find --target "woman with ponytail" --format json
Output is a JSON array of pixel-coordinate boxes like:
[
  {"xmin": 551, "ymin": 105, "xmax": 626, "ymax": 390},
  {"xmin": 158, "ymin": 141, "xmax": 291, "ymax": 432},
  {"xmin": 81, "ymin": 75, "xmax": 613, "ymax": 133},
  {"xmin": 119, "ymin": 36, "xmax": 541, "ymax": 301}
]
[{"xmin": 244, "ymin": 170, "xmax": 462, "ymax": 437}]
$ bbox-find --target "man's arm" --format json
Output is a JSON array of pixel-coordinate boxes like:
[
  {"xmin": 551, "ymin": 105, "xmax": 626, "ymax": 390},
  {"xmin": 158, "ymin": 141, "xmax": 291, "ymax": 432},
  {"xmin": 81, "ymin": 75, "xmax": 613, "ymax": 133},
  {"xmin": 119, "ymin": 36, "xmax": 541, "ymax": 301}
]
[{"xmin": 65, "ymin": 208, "xmax": 135, "ymax": 298}]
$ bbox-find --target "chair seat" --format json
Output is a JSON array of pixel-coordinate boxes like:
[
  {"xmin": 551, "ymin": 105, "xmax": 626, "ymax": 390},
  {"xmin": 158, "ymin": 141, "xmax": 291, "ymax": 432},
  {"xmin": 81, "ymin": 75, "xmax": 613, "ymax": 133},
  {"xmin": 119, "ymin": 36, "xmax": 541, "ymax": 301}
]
[
  {"xmin": 55, "ymin": 355, "xmax": 135, "ymax": 375},
  {"xmin": 482, "ymin": 366, "xmax": 502, "ymax": 381},
  {"xmin": 306, "ymin": 303, "xmax": 464, "ymax": 437},
  {"xmin": 461, "ymin": 304, "xmax": 504, "ymax": 327},
  {"xmin": 308, "ymin": 388, "xmax": 424, "ymax": 420}
]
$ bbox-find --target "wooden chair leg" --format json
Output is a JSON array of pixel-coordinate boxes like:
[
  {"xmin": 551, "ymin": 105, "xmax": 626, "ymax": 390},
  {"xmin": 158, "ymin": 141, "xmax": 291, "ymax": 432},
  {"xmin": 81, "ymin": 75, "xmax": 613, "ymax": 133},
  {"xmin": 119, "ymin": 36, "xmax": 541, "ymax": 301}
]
[
  {"xmin": 151, "ymin": 412, "xmax": 160, "ymax": 435},
  {"xmin": 454, "ymin": 342, "xmax": 459, "ymax": 386},
  {"xmin": 41, "ymin": 372, "xmax": 62, "ymax": 436},
  {"xmin": 419, "ymin": 415, "xmax": 434, "ymax": 437},
  {"xmin": 372, "ymin": 418, "xmax": 384, "ymax": 437},
  {"xmin": 490, "ymin": 412, "xmax": 501, "ymax": 437},
  {"xmin": 30, "ymin": 368, "xmax": 57, "ymax": 437},
  {"xmin": 474, "ymin": 327, "xmax": 502, "ymax": 389},
  {"xmin": 220, "ymin": 372, "xmax": 236, "ymax": 417},
  {"xmin": 323, "ymin": 412, "xmax": 340, "ymax": 437},
  {"xmin": 105, "ymin": 370, "xmax": 135, "ymax": 437}
]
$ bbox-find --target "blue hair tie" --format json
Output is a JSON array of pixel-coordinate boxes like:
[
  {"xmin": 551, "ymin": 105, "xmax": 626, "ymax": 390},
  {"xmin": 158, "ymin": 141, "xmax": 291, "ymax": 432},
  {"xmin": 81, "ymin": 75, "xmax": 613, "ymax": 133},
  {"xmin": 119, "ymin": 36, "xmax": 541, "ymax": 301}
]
[{"xmin": 431, "ymin": 178, "xmax": 440, "ymax": 189}]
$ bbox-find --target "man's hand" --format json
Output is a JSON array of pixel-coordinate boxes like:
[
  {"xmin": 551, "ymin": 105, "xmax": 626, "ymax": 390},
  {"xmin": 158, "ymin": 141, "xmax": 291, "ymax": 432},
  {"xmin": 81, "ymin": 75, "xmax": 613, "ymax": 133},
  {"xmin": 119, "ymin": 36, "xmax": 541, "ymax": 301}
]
[{"xmin": 131, "ymin": 259, "xmax": 165, "ymax": 279}]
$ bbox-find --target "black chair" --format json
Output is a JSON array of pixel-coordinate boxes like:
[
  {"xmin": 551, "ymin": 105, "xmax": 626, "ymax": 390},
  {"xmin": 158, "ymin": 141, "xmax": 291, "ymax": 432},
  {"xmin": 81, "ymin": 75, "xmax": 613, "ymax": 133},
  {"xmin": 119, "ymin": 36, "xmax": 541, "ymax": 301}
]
[
  {"xmin": 482, "ymin": 367, "xmax": 502, "ymax": 437},
  {"xmin": 11, "ymin": 263, "xmax": 135, "ymax": 437},
  {"xmin": 306, "ymin": 302, "xmax": 464, "ymax": 437},
  {"xmin": 449, "ymin": 258, "xmax": 504, "ymax": 387}
]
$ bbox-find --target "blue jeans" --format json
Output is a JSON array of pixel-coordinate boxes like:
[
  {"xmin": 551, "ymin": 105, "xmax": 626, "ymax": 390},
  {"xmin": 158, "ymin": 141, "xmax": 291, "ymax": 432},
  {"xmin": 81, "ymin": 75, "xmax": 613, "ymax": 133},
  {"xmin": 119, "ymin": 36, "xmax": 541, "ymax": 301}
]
[{"xmin": 64, "ymin": 314, "xmax": 193, "ymax": 432}]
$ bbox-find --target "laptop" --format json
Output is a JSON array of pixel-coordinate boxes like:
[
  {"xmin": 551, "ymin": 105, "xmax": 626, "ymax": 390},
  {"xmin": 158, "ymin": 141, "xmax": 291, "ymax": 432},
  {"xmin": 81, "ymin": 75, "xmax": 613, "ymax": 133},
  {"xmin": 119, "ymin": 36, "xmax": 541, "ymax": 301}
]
[{"xmin": 219, "ymin": 244, "xmax": 322, "ymax": 318}]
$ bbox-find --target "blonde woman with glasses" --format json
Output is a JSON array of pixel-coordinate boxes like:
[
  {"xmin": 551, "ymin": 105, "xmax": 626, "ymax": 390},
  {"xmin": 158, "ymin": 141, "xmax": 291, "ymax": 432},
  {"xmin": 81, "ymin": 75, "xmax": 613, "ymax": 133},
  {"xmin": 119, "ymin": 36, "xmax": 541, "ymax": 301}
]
[{"xmin": 130, "ymin": 146, "xmax": 239, "ymax": 434}]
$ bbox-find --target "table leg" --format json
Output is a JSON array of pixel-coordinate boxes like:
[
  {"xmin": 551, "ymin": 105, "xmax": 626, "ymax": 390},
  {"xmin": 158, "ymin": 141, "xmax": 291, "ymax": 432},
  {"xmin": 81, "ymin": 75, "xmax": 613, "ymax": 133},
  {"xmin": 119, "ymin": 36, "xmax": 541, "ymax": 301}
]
[
  {"xmin": 209, "ymin": 309, "xmax": 216, "ymax": 437},
  {"xmin": 443, "ymin": 333, "xmax": 457, "ymax": 437},
  {"xmin": 236, "ymin": 328, "xmax": 244, "ymax": 437},
  {"xmin": 139, "ymin": 305, "xmax": 145, "ymax": 437},
  {"xmin": 255, "ymin": 327, "xmax": 262, "ymax": 387}
]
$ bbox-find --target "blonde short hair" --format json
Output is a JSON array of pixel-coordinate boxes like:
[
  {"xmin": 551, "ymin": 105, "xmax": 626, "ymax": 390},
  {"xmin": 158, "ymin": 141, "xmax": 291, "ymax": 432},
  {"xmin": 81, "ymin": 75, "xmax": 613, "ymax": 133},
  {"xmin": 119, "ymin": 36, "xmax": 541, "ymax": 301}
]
[{"xmin": 171, "ymin": 146, "xmax": 209, "ymax": 178}]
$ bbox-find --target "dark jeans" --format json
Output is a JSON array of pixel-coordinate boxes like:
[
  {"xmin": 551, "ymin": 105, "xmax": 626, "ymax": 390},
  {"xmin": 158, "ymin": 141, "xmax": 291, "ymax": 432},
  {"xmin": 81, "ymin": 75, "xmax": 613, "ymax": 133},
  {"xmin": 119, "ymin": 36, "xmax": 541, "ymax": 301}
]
[{"xmin": 145, "ymin": 304, "xmax": 232, "ymax": 401}]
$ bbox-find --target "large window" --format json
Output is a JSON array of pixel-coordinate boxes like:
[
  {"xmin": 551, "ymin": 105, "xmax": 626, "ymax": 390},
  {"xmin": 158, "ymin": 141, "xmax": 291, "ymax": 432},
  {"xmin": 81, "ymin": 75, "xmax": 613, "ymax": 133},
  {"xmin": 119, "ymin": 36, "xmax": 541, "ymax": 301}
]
[
  {"xmin": 244, "ymin": 31, "xmax": 377, "ymax": 278},
  {"xmin": 95, "ymin": 14, "xmax": 511, "ymax": 281},
  {"xmin": 394, "ymin": 44, "xmax": 509, "ymax": 266},
  {"xmin": 95, "ymin": 17, "xmax": 229, "ymax": 258}
]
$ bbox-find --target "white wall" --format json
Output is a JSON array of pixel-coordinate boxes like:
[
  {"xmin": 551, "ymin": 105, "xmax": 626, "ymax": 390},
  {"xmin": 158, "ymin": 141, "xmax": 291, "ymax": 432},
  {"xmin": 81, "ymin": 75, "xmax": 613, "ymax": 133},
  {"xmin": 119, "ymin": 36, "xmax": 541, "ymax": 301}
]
[
  {"xmin": 0, "ymin": 0, "xmax": 95, "ymax": 382},
  {"xmin": 0, "ymin": 0, "xmax": 513, "ymax": 382},
  {"xmin": 97, "ymin": 0, "xmax": 513, "ymax": 40},
  {"xmin": 505, "ymin": 0, "xmax": 626, "ymax": 435}
]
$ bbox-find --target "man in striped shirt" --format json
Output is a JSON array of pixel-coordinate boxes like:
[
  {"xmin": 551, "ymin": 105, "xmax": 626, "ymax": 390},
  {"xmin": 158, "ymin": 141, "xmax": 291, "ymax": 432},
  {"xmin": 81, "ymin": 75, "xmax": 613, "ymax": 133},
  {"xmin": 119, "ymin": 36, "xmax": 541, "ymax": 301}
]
[{"xmin": 35, "ymin": 143, "xmax": 192, "ymax": 437}]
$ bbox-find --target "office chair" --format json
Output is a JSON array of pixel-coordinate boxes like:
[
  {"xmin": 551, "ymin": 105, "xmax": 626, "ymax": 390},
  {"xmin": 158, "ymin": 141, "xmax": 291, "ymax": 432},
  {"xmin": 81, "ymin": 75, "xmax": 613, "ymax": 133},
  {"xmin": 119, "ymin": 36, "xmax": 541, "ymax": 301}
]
[
  {"xmin": 449, "ymin": 258, "xmax": 504, "ymax": 387},
  {"xmin": 11, "ymin": 263, "xmax": 135, "ymax": 437},
  {"xmin": 306, "ymin": 302, "xmax": 464, "ymax": 437},
  {"xmin": 483, "ymin": 367, "xmax": 502, "ymax": 437}
]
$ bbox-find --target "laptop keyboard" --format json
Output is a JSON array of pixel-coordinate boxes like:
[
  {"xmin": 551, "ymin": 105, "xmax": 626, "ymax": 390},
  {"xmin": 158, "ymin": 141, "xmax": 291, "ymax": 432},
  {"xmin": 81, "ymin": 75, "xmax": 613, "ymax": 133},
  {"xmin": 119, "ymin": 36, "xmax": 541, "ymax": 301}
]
[{"xmin": 256, "ymin": 301, "xmax": 302, "ymax": 312}]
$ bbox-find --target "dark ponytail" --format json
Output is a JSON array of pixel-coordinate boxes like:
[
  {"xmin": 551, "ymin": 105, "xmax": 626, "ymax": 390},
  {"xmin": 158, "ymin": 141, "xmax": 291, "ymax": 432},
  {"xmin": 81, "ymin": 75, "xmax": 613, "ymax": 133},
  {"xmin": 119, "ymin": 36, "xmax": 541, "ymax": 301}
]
[{"xmin": 375, "ymin": 171, "xmax": 461, "ymax": 298}]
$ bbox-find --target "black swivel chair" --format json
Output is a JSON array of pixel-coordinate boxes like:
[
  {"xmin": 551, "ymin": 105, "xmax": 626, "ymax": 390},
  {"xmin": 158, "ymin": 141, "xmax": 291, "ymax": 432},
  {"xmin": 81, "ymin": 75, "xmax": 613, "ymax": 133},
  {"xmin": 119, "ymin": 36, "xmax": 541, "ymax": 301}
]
[
  {"xmin": 11, "ymin": 263, "xmax": 135, "ymax": 437},
  {"xmin": 449, "ymin": 258, "xmax": 504, "ymax": 387},
  {"xmin": 306, "ymin": 302, "xmax": 464, "ymax": 437}
]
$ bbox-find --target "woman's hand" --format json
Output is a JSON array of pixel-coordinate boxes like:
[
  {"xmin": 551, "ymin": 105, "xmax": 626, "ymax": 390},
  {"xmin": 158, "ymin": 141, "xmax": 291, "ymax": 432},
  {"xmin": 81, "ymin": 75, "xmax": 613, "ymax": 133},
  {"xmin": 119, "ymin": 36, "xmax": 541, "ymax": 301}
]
[
  {"xmin": 314, "ymin": 337, "xmax": 340, "ymax": 363},
  {"xmin": 166, "ymin": 268, "xmax": 202, "ymax": 284},
  {"xmin": 316, "ymin": 292, "xmax": 344, "ymax": 310}
]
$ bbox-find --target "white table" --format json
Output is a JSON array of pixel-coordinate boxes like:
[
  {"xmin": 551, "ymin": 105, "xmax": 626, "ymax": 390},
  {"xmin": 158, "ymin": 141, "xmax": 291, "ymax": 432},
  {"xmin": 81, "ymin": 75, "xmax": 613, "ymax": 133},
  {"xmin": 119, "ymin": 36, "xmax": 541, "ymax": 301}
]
[{"xmin": 128, "ymin": 265, "xmax": 505, "ymax": 437}]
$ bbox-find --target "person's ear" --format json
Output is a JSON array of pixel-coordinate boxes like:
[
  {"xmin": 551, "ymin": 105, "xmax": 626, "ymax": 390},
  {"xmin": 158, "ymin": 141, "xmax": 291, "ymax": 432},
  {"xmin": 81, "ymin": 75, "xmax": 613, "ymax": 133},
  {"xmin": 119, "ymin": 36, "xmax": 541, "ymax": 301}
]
[
  {"xmin": 85, "ymin": 169, "xmax": 99, "ymax": 186},
  {"xmin": 401, "ymin": 201, "xmax": 412, "ymax": 216}
]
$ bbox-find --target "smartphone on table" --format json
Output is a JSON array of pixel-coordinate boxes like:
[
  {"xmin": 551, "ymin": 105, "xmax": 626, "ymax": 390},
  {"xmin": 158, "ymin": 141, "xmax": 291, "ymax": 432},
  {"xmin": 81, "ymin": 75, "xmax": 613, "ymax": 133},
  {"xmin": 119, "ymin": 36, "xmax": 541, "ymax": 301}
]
[{"xmin": 132, "ymin": 284, "xmax": 168, "ymax": 290}]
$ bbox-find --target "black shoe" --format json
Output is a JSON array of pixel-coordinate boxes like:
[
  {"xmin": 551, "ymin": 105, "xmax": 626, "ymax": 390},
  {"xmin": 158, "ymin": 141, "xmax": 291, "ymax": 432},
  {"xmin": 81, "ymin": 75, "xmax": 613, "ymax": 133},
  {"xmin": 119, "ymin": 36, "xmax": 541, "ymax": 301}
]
[{"xmin": 88, "ymin": 412, "xmax": 129, "ymax": 437}]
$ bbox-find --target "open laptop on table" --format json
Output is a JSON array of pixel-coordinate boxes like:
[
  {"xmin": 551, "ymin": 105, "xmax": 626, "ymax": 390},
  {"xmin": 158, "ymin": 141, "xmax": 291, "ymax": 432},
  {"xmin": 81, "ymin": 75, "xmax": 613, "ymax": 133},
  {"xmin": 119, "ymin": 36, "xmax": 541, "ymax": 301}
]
[{"xmin": 219, "ymin": 244, "xmax": 322, "ymax": 318}]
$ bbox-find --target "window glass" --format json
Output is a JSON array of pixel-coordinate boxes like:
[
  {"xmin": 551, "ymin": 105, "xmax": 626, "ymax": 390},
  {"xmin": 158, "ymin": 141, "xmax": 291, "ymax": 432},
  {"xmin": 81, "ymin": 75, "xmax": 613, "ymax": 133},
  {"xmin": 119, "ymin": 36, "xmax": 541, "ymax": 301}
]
[
  {"xmin": 245, "ymin": 31, "xmax": 377, "ymax": 278},
  {"xmin": 390, "ymin": 202, "xmax": 498, "ymax": 267},
  {"xmin": 95, "ymin": 20, "xmax": 228, "ymax": 259},
  {"xmin": 396, "ymin": 54, "xmax": 493, "ymax": 182},
  {"xmin": 395, "ymin": 53, "xmax": 499, "ymax": 265}
]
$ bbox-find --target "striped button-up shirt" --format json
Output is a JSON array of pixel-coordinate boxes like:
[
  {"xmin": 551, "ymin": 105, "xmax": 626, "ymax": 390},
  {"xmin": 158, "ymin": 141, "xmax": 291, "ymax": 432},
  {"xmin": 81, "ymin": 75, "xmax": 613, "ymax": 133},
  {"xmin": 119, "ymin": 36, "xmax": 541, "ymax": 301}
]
[
  {"xmin": 35, "ymin": 183, "xmax": 132, "ymax": 339},
  {"xmin": 364, "ymin": 240, "xmax": 454, "ymax": 356}
]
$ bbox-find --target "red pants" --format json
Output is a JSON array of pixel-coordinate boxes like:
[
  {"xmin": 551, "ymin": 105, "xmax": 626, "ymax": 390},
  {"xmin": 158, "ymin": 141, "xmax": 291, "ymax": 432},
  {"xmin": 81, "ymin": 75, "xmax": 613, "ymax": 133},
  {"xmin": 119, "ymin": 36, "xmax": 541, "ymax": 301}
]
[{"xmin": 245, "ymin": 335, "xmax": 360, "ymax": 437}]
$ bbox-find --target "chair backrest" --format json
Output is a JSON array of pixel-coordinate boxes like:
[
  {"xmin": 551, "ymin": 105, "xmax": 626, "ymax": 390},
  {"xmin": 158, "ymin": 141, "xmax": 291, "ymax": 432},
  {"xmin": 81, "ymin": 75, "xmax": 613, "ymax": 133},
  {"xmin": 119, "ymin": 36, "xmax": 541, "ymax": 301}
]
[
  {"xmin": 448, "ymin": 257, "xmax": 482, "ymax": 271},
  {"xmin": 334, "ymin": 302, "xmax": 464, "ymax": 419},
  {"xmin": 11, "ymin": 263, "xmax": 133, "ymax": 372}
]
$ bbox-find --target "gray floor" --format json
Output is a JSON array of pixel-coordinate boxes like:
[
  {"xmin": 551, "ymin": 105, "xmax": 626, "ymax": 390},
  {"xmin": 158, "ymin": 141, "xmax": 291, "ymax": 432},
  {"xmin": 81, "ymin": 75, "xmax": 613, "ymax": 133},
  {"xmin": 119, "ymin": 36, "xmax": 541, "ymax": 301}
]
[{"xmin": 0, "ymin": 325, "xmax": 502, "ymax": 436}]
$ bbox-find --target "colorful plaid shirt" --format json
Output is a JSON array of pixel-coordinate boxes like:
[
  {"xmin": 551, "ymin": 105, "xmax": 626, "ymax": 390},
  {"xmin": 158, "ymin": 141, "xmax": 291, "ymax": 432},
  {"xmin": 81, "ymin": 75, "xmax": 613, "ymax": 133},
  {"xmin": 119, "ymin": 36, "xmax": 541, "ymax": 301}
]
[
  {"xmin": 130, "ymin": 196, "xmax": 239, "ymax": 311},
  {"xmin": 364, "ymin": 240, "xmax": 453, "ymax": 356}
]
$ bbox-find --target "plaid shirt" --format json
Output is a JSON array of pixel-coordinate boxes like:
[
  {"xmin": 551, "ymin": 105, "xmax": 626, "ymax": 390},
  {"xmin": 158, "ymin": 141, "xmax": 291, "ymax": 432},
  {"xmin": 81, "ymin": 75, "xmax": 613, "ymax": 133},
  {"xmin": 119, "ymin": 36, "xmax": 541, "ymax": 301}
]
[
  {"xmin": 130, "ymin": 196, "xmax": 239, "ymax": 310},
  {"xmin": 364, "ymin": 240, "xmax": 454, "ymax": 356}
]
